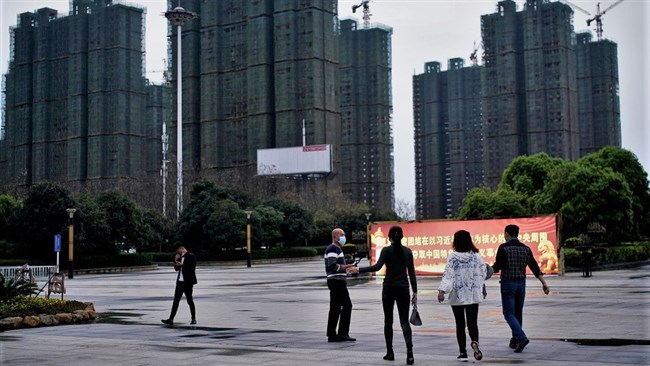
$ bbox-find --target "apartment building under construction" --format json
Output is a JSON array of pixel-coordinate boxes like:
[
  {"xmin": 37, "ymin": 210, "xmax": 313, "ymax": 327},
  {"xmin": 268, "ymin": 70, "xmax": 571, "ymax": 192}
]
[
  {"xmin": 576, "ymin": 31, "xmax": 621, "ymax": 157},
  {"xmin": 166, "ymin": 0, "xmax": 342, "ymax": 197},
  {"xmin": 413, "ymin": 60, "xmax": 483, "ymax": 219},
  {"xmin": 414, "ymin": 0, "xmax": 621, "ymax": 219},
  {"xmin": 339, "ymin": 18, "xmax": 394, "ymax": 212},
  {"xmin": 0, "ymin": 0, "xmax": 162, "ymax": 200},
  {"xmin": 481, "ymin": 0, "xmax": 579, "ymax": 188}
]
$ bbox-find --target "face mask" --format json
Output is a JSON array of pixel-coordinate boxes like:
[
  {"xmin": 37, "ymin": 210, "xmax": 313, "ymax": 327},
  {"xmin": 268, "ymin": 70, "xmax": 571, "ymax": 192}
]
[{"xmin": 338, "ymin": 236, "xmax": 346, "ymax": 245}]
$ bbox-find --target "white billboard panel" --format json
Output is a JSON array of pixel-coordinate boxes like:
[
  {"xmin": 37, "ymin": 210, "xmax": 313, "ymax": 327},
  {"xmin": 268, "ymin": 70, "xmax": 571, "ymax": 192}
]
[{"xmin": 257, "ymin": 145, "xmax": 332, "ymax": 176}]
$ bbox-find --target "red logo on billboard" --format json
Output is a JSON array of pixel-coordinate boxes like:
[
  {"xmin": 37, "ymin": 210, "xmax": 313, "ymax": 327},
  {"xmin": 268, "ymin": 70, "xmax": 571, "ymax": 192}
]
[{"xmin": 302, "ymin": 145, "xmax": 327, "ymax": 152}]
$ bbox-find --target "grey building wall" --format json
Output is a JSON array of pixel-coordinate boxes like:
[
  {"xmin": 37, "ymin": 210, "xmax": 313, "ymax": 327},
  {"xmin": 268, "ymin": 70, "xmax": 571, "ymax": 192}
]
[
  {"xmin": 339, "ymin": 18, "xmax": 394, "ymax": 212},
  {"xmin": 2, "ymin": 0, "xmax": 151, "ymax": 192},
  {"xmin": 576, "ymin": 32, "xmax": 621, "ymax": 156},
  {"xmin": 414, "ymin": 60, "xmax": 482, "ymax": 220},
  {"xmin": 167, "ymin": 0, "xmax": 341, "ymax": 195},
  {"xmin": 481, "ymin": 0, "xmax": 579, "ymax": 188}
]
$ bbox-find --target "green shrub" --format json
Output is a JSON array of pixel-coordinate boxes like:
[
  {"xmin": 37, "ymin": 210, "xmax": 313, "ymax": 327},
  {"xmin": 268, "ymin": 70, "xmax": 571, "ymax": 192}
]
[
  {"xmin": 146, "ymin": 252, "xmax": 177, "ymax": 262},
  {"xmin": 564, "ymin": 242, "xmax": 650, "ymax": 268},
  {"xmin": 0, "ymin": 276, "xmax": 39, "ymax": 302},
  {"xmin": 75, "ymin": 253, "xmax": 153, "ymax": 269},
  {"xmin": 0, "ymin": 296, "xmax": 87, "ymax": 318}
]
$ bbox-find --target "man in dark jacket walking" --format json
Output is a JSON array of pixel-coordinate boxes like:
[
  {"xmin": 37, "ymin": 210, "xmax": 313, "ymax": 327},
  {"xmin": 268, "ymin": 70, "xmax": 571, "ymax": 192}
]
[
  {"xmin": 492, "ymin": 224, "xmax": 549, "ymax": 353},
  {"xmin": 162, "ymin": 242, "xmax": 197, "ymax": 325}
]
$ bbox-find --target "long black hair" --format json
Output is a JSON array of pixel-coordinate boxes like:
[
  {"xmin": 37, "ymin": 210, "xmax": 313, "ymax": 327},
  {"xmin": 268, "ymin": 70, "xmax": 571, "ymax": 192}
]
[
  {"xmin": 452, "ymin": 230, "xmax": 479, "ymax": 253},
  {"xmin": 389, "ymin": 226, "xmax": 404, "ymax": 254}
]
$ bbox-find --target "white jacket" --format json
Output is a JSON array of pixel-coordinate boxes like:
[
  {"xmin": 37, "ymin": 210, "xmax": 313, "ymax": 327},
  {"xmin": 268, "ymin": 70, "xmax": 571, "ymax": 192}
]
[{"xmin": 438, "ymin": 251, "xmax": 487, "ymax": 306}]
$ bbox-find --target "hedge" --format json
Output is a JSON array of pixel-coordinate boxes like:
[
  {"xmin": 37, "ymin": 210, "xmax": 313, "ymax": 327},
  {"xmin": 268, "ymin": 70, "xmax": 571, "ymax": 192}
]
[{"xmin": 564, "ymin": 242, "xmax": 650, "ymax": 268}]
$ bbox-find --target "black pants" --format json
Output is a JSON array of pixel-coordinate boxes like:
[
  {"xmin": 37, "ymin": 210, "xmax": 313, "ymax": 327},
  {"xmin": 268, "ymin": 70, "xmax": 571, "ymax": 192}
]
[
  {"xmin": 169, "ymin": 281, "xmax": 196, "ymax": 320},
  {"xmin": 327, "ymin": 279, "xmax": 352, "ymax": 338},
  {"xmin": 382, "ymin": 286, "xmax": 413, "ymax": 349},
  {"xmin": 451, "ymin": 304, "xmax": 479, "ymax": 354}
]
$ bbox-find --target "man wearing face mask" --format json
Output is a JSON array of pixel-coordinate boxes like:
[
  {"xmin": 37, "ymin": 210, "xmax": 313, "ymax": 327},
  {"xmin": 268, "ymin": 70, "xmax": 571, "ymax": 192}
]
[{"xmin": 324, "ymin": 227, "xmax": 357, "ymax": 342}]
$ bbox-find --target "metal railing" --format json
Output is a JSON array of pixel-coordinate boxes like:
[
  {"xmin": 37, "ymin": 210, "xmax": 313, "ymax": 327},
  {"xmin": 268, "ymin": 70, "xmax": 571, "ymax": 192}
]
[{"xmin": 0, "ymin": 265, "xmax": 57, "ymax": 281}]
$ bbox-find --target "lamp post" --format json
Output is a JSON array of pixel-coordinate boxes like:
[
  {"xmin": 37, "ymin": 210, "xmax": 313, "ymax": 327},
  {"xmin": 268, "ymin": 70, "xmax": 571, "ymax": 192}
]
[
  {"xmin": 66, "ymin": 208, "xmax": 77, "ymax": 279},
  {"xmin": 245, "ymin": 210, "xmax": 253, "ymax": 268},
  {"xmin": 164, "ymin": 6, "xmax": 198, "ymax": 219},
  {"xmin": 365, "ymin": 212, "xmax": 372, "ymax": 250}
]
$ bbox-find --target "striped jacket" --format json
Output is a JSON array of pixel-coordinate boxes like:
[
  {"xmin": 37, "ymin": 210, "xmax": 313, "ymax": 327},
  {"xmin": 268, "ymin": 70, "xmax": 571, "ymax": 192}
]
[{"xmin": 324, "ymin": 243, "xmax": 347, "ymax": 281}]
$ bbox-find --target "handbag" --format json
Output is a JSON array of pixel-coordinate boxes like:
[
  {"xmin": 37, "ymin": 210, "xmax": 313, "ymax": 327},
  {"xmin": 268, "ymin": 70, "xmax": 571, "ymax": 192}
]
[{"xmin": 409, "ymin": 304, "xmax": 422, "ymax": 326}]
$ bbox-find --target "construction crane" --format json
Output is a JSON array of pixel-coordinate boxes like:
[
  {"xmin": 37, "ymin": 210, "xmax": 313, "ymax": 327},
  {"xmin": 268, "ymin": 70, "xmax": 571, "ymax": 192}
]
[
  {"xmin": 563, "ymin": 0, "xmax": 625, "ymax": 41},
  {"xmin": 352, "ymin": 0, "xmax": 371, "ymax": 29},
  {"xmin": 469, "ymin": 41, "xmax": 482, "ymax": 67}
]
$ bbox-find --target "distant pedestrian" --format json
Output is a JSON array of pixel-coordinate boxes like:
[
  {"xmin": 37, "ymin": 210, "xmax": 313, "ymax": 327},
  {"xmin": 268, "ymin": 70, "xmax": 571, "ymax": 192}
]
[
  {"xmin": 355, "ymin": 225, "xmax": 417, "ymax": 365},
  {"xmin": 324, "ymin": 228, "xmax": 357, "ymax": 342},
  {"xmin": 438, "ymin": 230, "xmax": 487, "ymax": 362},
  {"xmin": 492, "ymin": 224, "xmax": 550, "ymax": 353},
  {"xmin": 162, "ymin": 243, "xmax": 197, "ymax": 325}
]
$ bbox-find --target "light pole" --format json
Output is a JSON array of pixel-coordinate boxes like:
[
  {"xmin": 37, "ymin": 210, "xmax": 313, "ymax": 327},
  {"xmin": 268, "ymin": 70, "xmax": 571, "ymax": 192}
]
[
  {"xmin": 66, "ymin": 208, "xmax": 77, "ymax": 279},
  {"xmin": 365, "ymin": 212, "xmax": 372, "ymax": 250},
  {"xmin": 245, "ymin": 210, "xmax": 253, "ymax": 268},
  {"xmin": 164, "ymin": 6, "xmax": 198, "ymax": 219}
]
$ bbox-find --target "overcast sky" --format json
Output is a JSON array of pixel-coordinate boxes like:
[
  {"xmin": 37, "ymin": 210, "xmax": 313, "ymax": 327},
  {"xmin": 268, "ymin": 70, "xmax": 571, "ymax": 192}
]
[{"xmin": 1, "ymin": 0, "xmax": 648, "ymax": 206}]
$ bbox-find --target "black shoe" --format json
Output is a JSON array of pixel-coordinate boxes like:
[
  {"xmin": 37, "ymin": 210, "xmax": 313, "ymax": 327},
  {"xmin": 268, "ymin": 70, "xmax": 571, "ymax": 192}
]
[
  {"xmin": 471, "ymin": 341, "xmax": 483, "ymax": 361},
  {"xmin": 509, "ymin": 338, "xmax": 517, "ymax": 349},
  {"xmin": 190, "ymin": 319, "xmax": 196, "ymax": 325},
  {"xmin": 161, "ymin": 319, "xmax": 173, "ymax": 325},
  {"xmin": 407, "ymin": 347, "xmax": 414, "ymax": 365},
  {"xmin": 457, "ymin": 352, "xmax": 468, "ymax": 362},
  {"xmin": 514, "ymin": 338, "xmax": 530, "ymax": 353},
  {"xmin": 328, "ymin": 336, "xmax": 343, "ymax": 342},
  {"xmin": 383, "ymin": 351, "xmax": 394, "ymax": 361},
  {"xmin": 337, "ymin": 335, "xmax": 356, "ymax": 342}
]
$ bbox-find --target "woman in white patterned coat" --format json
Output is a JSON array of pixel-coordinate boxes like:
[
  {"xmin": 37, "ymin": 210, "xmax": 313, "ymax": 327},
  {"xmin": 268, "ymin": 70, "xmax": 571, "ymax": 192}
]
[{"xmin": 437, "ymin": 230, "xmax": 487, "ymax": 362}]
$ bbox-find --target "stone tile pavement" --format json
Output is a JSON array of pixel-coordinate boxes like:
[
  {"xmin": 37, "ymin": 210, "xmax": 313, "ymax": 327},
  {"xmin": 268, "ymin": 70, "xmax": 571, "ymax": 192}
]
[{"xmin": 1, "ymin": 260, "xmax": 648, "ymax": 365}]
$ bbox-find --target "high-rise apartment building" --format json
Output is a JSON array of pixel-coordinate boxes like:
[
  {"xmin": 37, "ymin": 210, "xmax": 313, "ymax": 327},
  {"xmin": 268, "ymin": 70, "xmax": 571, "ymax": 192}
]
[
  {"xmin": 481, "ymin": 0, "xmax": 579, "ymax": 188},
  {"xmin": 576, "ymin": 31, "xmax": 621, "ymax": 156},
  {"xmin": 339, "ymin": 18, "xmax": 394, "ymax": 211},
  {"xmin": 413, "ymin": 60, "xmax": 482, "ymax": 219},
  {"xmin": 1, "ymin": 0, "xmax": 160, "ymax": 197},
  {"xmin": 167, "ymin": 0, "xmax": 341, "ymax": 195}
]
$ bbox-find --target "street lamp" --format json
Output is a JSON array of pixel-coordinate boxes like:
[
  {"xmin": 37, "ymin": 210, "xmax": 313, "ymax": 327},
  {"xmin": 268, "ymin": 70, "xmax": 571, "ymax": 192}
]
[
  {"xmin": 365, "ymin": 212, "xmax": 372, "ymax": 250},
  {"xmin": 245, "ymin": 210, "xmax": 253, "ymax": 268},
  {"xmin": 66, "ymin": 208, "xmax": 77, "ymax": 279},
  {"xmin": 164, "ymin": 6, "xmax": 198, "ymax": 219}
]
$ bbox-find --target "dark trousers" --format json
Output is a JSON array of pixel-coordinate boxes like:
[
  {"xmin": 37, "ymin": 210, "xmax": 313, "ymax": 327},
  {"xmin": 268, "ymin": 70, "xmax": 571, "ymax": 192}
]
[
  {"xmin": 451, "ymin": 303, "xmax": 479, "ymax": 354},
  {"xmin": 327, "ymin": 279, "xmax": 352, "ymax": 338},
  {"xmin": 169, "ymin": 281, "xmax": 196, "ymax": 320},
  {"xmin": 500, "ymin": 279, "xmax": 527, "ymax": 341},
  {"xmin": 382, "ymin": 286, "xmax": 413, "ymax": 349}
]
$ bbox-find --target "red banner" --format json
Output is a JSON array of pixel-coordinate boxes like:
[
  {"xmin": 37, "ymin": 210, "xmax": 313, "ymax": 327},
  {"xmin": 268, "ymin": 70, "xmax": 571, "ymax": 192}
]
[{"xmin": 370, "ymin": 215, "xmax": 558, "ymax": 276}]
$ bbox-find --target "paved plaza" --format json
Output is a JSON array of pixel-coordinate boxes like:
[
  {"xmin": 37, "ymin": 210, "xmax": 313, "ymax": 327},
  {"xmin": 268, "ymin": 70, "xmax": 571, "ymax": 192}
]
[{"xmin": 1, "ymin": 259, "xmax": 649, "ymax": 365}]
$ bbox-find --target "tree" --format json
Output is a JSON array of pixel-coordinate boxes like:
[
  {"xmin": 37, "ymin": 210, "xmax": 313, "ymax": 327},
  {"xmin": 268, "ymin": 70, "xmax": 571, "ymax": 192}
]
[
  {"xmin": 13, "ymin": 182, "xmax": 75, "ymax": 259},
  {"xmin": 457, "ymin": 186, "xmax": 527, "ymax": 220},
  {"xmin": 264, "ymin": 198, "xmax": 315, "ymax": 247},
  {"xmin": 75, "ymin": 195, "xmax": 113, "ymax": 256},
  {"xmin": 202, "ymin": 199, "xmax": 247, "ymax": 254},
  {"xmin": 0, "ymin": 194, "xmax": 21, "ymax": 241},
  {"xmin": 578, "ymin": 147, "xmax": 650, "ymax": 237},
  {"xmin": 499, "ymin": 152, "xmax": 566, "ymax": 210},
  {"xmin": 394, "ymin": 198, "xmax": 415, "ymax": 221},
  {"xmin": 95, "ymin": 190, "xmax": 141, "ymax": 252},
  {"xmin": 536, "ymin": 164, "xmax": 633, "ymax": 243},
  {"xmin": 250, "ymin": 205, "xmax": 284, "ymax": 248}
]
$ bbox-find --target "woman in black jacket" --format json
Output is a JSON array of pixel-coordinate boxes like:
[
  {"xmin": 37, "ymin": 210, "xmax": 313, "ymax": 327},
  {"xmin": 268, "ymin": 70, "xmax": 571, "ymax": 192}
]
[{"xmin": 356, "ymin": 226, "xmax": 417, "ymax": 365}]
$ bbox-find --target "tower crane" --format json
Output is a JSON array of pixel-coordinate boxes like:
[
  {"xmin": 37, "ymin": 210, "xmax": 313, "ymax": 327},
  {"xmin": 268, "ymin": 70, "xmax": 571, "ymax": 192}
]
[
  {"xmin": 352, "ymin": 0, "xmax": 371, "ymax": 29},
  {"xmin": 563, "ymin": 0, "xmax": 625, "ymax": 41},
  {"xmin": 469, "ymin": 41, "xmax": 482, "ymax": 67}
]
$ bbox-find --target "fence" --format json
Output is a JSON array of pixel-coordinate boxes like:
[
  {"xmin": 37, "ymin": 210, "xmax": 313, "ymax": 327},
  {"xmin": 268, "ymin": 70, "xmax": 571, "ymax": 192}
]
[{"xmin": 0, "ymin": 265, "xmax": 56, "ymax": 281}]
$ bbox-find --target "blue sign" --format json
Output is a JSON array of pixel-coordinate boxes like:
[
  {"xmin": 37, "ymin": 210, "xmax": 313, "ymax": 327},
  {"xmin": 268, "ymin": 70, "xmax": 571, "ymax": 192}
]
[{"xmin": 54, "ymin": 234, "xmax": 61, "ymax": 252}]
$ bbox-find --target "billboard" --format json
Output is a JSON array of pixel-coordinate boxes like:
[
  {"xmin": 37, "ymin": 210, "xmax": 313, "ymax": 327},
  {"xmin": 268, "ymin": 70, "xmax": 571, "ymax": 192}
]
[
  {"xmin": 370, "ymin": 215, "xmax": 558, "ymax": 276},
  {"xmin": 257, "ymin": 145, "xmax": 332, "ymax": 176}
]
